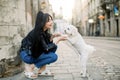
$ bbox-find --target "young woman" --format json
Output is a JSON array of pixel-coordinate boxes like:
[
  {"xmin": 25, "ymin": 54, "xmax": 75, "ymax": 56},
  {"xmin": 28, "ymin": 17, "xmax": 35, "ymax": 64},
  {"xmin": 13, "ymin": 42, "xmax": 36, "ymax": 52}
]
[{"xmin": 20, "ymin": 11, "xmax": 67, "ymax": 79}]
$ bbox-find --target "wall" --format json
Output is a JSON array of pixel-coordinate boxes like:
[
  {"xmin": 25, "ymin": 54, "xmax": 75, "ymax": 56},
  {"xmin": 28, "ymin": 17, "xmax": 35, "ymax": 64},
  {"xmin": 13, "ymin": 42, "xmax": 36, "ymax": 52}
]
[{"xmin": 0, "ymin": 0, "xmax": 53, "ymax": 77}]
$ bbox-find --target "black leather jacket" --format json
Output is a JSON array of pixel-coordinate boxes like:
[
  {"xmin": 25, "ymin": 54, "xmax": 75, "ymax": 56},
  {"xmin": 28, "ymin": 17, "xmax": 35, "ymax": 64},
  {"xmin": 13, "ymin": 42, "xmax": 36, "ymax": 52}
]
[{"xmin": 20, "ymin": 29, "xmax": 57, "ymax": 58}]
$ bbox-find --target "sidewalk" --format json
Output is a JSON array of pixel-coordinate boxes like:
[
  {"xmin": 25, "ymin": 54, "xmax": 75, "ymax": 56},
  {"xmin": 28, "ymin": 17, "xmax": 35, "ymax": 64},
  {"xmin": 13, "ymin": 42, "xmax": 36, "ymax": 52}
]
[
  {"xmin": 0, "ymin": 41, "xmax": 88, "ymax": 80},
  {"xmin": 1, "ymin": 37, "xmax": 119, "ymax": 80},
  {"xmin": 48, "ymin": 41, "xmax": 88, "ymax": 80},
  {"xmin": 83, "ymin": 36, "xmax": 120, "ymax": 41},
  {"xmin": 84, "ymin": 37, "xmax": 120, "ymax": 80}
]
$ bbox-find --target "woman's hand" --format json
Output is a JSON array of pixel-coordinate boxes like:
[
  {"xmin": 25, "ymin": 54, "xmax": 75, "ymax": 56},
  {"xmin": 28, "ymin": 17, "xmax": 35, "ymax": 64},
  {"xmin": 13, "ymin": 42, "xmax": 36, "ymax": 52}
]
[
  {"xmin": 50, "ymin": 33, "xmax": 62, "ymax": 41},
  {"xmin": 53, "ymin": 33, "xmax": 61, "ymax": 37},
  {"xmin": 55, "ymin": 35, "xmax": 68, "ymax": 44},
  {"xmin": 58, "ymin": 35, "xmax": 68, "ymax": 41}
]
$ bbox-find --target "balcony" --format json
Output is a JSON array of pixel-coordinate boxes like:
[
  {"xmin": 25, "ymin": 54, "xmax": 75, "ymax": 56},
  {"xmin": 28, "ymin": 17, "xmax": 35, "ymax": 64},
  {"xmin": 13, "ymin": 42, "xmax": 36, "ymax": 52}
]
[
  {"xmin": 101, "ymin": 0, "xmax": 113, "ymax": 5},
  {"xmin": 100, "ymin": 0, "xmax": 119, "ymax": 5},
  {"xmin": 100, "ymin": 0, "xmax": 116, "ymax": 11}
]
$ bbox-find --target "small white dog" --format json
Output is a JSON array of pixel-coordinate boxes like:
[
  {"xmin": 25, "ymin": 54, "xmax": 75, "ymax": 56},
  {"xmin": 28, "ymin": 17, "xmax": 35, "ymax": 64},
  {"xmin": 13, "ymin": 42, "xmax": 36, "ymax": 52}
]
[{"xmin": 63, "ymin": 25, "xmax": 95, "ymax": 77}]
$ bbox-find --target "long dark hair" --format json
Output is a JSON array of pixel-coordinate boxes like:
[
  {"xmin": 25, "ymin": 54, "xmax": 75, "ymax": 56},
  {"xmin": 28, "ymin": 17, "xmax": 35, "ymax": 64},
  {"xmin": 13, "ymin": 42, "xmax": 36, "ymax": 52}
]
[{"xmin": 34, "ymin": 11, "xmax": 53, "ymax": 41}]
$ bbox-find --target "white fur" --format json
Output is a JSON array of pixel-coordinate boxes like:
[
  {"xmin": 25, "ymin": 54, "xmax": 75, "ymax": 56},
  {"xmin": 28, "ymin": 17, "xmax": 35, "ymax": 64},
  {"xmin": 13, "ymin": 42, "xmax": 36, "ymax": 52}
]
[{"xmin": 64, "ymin": 25, "xmax": 95, "ymax": 77}]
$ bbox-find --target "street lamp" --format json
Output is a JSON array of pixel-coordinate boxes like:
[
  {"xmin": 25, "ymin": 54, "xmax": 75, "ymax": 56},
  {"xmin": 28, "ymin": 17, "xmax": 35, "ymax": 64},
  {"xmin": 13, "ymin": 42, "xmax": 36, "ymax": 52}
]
[
  {"xmin": 98, "ymin": 8, "xmax": 105, "ymax": 20},
  {"xmin": 88, "ymin": 19, "xmax": 94, "ymax": 36},
  {"xmin": 106, "ymin": 5, "xmax": 110, "ymax": 10},
  {"xmin": 88, "ymin": 19, "xmax": 94, "ymax": 23}
]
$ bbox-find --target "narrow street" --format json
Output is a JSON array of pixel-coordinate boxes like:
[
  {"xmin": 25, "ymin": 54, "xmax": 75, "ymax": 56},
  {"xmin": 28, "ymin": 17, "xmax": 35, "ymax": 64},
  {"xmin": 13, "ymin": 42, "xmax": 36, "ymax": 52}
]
[
  {"xmin": 0, "ymin": 0, "xmax": 120, "ymax": 80},
  {"xmin": 85, "ymin": 37, "xmax": 120, "ymax": 80},
  {"xmin": 1, "ymin": 37, "xmax": 120, "ymax": 80}
]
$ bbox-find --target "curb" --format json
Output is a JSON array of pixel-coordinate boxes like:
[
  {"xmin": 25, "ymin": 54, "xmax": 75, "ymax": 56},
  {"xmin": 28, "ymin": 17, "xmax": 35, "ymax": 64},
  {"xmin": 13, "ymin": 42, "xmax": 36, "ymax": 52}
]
[{"xmin": 83, "ymin": 36, "xmax": 120, "ymax": 41}]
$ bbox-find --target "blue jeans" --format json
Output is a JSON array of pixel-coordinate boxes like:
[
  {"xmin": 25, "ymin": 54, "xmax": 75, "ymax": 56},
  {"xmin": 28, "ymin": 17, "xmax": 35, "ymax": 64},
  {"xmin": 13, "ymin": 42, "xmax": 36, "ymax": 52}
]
[{"xmin": 20, "ymin": 48, "xmax": 58, "ymax": 68}]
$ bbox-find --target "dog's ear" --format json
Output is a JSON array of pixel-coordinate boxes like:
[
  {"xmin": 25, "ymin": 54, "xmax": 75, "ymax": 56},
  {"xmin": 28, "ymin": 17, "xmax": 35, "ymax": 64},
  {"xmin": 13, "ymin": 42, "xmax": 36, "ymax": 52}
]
[
  {"xmin": 71, "ymin": 25, "xmax": 78, "ymax": 35},
  {"xmin": 73, "ymin": 27, "xmax": 78, "ymax": 32}
]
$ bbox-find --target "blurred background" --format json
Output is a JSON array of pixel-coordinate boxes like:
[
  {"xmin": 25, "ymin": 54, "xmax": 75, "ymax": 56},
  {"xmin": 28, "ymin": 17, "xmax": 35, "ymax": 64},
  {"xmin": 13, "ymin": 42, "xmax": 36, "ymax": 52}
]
[{"xmin": 0, "ymin": 0, "xmax": 120, "ymax": 79}]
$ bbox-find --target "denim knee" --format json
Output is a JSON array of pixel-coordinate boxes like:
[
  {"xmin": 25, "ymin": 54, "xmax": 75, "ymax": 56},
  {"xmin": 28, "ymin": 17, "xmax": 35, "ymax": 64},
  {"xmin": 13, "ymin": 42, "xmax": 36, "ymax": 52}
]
[
  {"xmin": 50, "ymin": 53, "xmax": 58, "ymax": 62},
  {"xmin": 20, "ymin": 50, "xmax": 34, "ymax": 64}
]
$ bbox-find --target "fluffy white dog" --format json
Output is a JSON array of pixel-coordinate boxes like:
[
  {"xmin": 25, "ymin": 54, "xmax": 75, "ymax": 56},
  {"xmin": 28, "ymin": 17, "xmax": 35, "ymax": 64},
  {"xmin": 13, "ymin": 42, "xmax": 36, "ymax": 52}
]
[{"xmin": 63, "ymin": 25, "xmax": 95, "ymax": 77}]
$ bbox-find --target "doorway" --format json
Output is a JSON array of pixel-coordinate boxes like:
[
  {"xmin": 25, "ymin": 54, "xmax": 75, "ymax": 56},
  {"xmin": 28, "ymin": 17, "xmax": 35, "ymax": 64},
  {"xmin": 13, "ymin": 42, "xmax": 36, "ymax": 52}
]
[{"xmin": 116, "ymin": 19, "xmax": 119, "ymax": 37}]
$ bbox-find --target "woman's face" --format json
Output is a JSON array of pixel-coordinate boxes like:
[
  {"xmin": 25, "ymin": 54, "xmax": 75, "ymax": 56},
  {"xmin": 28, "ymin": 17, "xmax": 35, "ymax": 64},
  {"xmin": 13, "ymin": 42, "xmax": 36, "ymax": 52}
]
[{"xmin": 44, "ymin": 16, "xmax": 53, "ymax": 31}]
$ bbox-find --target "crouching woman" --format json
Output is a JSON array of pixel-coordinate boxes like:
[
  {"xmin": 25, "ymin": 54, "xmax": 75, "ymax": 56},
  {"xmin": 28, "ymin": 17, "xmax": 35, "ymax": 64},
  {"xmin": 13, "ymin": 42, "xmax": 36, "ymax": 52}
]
[{"xmin": 19, "ymin": 11, "xmax": 67, "ymax": 79}]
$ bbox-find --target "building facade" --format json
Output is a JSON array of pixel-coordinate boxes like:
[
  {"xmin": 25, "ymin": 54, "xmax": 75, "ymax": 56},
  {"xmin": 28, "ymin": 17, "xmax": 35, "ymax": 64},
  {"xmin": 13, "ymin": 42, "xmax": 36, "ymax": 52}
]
[
  {"xmin": 0, "ymin": 0, "xmax": 52, "ymax": 77},
  {"xmin": 72, "ymin": 0, "xmax": 89, "ymax": 36},
  {"xmin": 72, "ymin": 0, "xmax": 82, "ymax": 34},
  {"xmin": 99, "ymin": 0, "xmax": 120, "ymax": 37},
  {"xmin": 87, "ymin": 0, "xmax": 120, "ymax": 37},
  {"xmin": 73, "ymin": 0, "xmax": 120, "ymax": 37},
  {"xmin": 87, "ymin": 0, "xmax": 101, "ymax": 36}
]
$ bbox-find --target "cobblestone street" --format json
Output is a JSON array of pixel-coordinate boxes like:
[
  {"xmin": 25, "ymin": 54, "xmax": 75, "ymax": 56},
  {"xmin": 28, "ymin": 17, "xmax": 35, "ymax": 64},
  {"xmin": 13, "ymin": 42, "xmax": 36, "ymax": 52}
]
[
  {"xmin": 0, "ymin": 0, "xmax": 120, "ymax": 80},
  {"xmin": 0, "ymin": 37, "xmax": 120, "ymax": 80},
  {"xmin": 1, "ymin": 40, "xmax": 87, "ymax": 80},
  {"xmin": 85, "ymin": 37, "xmax": 120, "ymax": 80}
]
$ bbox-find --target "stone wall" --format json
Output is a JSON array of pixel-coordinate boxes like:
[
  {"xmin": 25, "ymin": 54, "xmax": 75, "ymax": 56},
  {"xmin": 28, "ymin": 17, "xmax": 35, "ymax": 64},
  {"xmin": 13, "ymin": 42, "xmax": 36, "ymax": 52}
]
[
  {"xmin": 0, "ymin": 0, "xmax": 27, "ymax": 77},
  {"xmin": 0, "ymin": 0, "xmax": 53, "ymax": 77},
  {"xmin": 0, "ymin": 0, "xmax": 26, "ymax": 60}
]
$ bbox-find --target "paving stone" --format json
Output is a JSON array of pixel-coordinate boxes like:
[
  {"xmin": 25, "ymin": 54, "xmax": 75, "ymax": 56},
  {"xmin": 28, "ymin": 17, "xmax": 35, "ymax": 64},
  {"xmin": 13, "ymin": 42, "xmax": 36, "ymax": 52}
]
[
  {"xmin": 55, "ymin": 78, "xmax": 73, "ymax": 80},
  {"xmin": 51, "ymin": 69, "xmax": 69, "ymax": 74},
  {"xmin": 72, "ymin": 73, "xmax": 81, "ymax": 78},
  {"xmin": 74, "ymin": 77, "xmax": 88, "ymax": 80},
  {"xmin": 1, "ymin": 37, "xmax": 120, "ymax": 80},
  {"xmin": 54, "ymin": 73, "xmax": 73, "ymax": 79}
]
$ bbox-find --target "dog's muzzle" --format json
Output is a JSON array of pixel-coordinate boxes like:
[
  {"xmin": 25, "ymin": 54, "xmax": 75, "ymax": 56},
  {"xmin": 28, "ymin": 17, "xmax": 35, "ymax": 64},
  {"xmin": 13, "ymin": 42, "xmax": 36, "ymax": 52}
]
[
  {"xmin": 64, "ymin": 30, "xmax": 72, "ymax": 36},
  {"xmin": 64, "ymin": 30, "xmax": 67, "ymax": 34}
]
